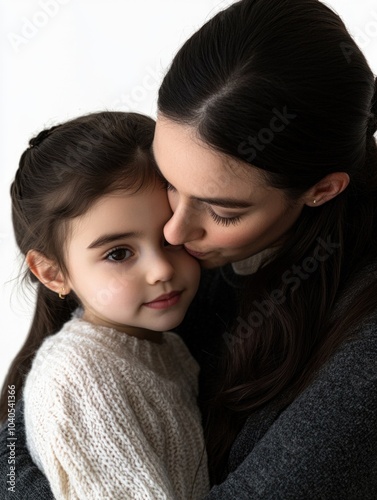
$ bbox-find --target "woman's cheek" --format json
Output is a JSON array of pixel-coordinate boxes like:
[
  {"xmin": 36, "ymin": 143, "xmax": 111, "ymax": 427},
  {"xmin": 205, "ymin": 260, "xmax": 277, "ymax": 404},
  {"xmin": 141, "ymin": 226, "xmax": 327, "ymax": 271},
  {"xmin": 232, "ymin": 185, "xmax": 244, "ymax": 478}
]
[{"xmin": 210, "ymin": 224, "xmax": 256, "ymax": 248}]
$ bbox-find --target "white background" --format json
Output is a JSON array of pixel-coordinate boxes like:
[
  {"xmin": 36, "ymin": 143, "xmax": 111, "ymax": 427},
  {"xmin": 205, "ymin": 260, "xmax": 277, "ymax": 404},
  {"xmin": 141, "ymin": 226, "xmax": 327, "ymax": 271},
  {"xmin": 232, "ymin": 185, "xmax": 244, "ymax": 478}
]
[{"xmin": 1, "ymin": 0, "xmax": 377, "ymax": 389}]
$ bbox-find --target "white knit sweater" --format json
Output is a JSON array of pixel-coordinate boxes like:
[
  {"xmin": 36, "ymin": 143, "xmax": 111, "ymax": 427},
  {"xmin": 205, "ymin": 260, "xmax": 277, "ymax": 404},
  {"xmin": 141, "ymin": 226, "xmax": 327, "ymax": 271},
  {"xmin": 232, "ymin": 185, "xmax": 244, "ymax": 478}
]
[{"xmin": 23, "ymin": 315, "xmax": 209, "ymax": 499}]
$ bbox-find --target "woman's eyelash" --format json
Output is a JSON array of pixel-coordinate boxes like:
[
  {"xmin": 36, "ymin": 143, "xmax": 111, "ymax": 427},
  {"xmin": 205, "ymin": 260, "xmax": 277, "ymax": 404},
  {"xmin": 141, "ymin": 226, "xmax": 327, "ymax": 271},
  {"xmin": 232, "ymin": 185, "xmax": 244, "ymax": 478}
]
[
  {"xmin": 163, "ymin": 181, "xmax": 241, "ymax": 226},
  {"xmin": 208, "ymin": 207, "xmax": 242, "ymax": 226}
]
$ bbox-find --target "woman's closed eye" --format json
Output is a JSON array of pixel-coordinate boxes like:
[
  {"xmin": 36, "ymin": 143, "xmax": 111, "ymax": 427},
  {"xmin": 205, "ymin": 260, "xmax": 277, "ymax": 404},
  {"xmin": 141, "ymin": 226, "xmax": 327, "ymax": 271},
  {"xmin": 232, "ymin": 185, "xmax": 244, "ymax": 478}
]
[
  {"xmin": 207, "ymin": 206, "xmax": 242, "ymax": 226},
  {"xmin": 164, "ymin": 179, "xmax": 242, "ymax": 226},
  {"xmin": 104, "ymin": 247, "xmax": 133, "ymax": 263}
]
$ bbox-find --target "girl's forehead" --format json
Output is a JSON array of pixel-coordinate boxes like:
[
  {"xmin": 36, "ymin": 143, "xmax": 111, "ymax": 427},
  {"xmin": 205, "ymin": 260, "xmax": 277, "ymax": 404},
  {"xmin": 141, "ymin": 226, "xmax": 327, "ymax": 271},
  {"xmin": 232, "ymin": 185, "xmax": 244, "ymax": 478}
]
[
  {"xmin": 82, "ymin": 185, "xmax": 167, "ymax": 216},
  {"xmin": 65, "ymin": 186, "xmax": 170, "ymax": 249}
]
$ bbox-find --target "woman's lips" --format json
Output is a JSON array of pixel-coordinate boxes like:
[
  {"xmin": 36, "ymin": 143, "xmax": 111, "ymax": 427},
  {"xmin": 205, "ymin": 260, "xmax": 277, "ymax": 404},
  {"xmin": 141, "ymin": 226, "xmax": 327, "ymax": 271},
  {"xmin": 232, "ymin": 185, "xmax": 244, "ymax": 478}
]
[
  {"xmin": 184, "ymin": 246, "xmax": 208, "ymax": 258},
  {"xmin": 144, "ymin": 291, "xmax": 182, "ymax": 309}
]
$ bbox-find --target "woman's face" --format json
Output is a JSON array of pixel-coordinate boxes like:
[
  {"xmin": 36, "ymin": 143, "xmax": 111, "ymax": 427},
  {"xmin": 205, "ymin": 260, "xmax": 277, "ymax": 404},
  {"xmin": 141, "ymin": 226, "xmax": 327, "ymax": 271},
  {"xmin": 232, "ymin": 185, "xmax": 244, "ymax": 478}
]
[{"xmin": 153, "ymin": 116, "xmax": 307, "ymax": 268}]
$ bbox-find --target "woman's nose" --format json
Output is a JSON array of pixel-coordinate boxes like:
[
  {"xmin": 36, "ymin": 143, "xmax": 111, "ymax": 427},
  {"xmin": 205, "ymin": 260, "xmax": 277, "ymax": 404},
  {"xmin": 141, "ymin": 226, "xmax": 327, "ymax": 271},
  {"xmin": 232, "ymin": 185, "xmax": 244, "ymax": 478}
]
[{"xmin": 163, "ymin": 204, "xmax": 204, "ymax": 246}]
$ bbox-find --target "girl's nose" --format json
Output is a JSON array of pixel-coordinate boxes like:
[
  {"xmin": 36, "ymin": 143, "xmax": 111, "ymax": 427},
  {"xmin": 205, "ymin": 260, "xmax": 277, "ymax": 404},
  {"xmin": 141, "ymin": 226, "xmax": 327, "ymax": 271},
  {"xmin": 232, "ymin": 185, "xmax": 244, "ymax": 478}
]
[
  {"xmin": 163, "ymin": 204, "xmax": 204, "ymax": 246},
  {"xmin": 145, "ymin": 253, "xmax": 175, "ymax": 285}
]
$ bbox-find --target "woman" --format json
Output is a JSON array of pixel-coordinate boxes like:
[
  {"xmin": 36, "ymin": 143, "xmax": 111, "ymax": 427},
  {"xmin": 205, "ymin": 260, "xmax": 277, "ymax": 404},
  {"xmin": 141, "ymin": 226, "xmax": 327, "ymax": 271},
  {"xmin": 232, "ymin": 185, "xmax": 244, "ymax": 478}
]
[
  {"xmin": 153, "ymin": 0, "xmax": 377, "ymax": 497},
  {"xmin": 1, "ymin": 0, "xmax": 377, "ymax": 497}
]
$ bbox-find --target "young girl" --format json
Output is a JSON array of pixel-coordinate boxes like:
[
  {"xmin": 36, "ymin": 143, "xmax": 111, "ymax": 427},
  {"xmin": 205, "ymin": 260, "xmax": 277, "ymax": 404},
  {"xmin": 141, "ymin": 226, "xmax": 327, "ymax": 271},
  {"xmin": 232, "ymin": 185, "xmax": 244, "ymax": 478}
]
[{"xmin": 5, "ymin": 111, "xmax": 209, "ymax": 499}]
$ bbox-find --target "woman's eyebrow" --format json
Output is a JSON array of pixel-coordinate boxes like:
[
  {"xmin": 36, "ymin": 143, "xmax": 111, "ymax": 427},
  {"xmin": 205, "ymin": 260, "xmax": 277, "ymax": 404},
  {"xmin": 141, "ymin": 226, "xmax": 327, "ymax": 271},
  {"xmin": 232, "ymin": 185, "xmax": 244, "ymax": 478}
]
[
  {"xmin": 191, "ymin": 196, "xmax": 251, "ymax": 208},
  {"xmin": 87, "ymin": 232, "xmax": 142, "ymax": 249},
  {"xmin": 151, "ymin": 144, "xmax": 251, "ymax": 208}
]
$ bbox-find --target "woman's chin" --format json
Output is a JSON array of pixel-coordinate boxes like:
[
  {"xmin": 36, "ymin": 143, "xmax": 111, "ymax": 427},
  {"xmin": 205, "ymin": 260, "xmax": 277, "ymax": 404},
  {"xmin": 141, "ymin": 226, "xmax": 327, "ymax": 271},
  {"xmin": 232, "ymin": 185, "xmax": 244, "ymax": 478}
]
[{"xmin": 199, "ymin": 255, "xmax": 230, "ymax": 269}]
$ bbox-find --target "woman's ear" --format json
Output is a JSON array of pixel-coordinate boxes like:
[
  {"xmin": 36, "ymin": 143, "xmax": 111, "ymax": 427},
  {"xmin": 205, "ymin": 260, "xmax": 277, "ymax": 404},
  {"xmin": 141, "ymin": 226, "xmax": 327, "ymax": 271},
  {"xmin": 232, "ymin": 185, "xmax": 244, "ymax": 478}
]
[
  {"xmin": 26, "ymin": 250, "xmax": 70, "ymax": 296},
  {"xmin": 303, "ymin": 172, "xmax": 350, "ymax": 207}
]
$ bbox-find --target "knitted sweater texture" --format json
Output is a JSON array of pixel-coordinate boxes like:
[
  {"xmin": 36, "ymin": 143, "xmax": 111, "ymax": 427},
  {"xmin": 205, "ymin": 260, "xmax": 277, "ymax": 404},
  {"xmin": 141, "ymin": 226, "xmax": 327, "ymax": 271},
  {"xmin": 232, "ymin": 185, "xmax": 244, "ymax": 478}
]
[{"xmin": 23, "ymin": 316, "xmax": 209, "ymax": 499}]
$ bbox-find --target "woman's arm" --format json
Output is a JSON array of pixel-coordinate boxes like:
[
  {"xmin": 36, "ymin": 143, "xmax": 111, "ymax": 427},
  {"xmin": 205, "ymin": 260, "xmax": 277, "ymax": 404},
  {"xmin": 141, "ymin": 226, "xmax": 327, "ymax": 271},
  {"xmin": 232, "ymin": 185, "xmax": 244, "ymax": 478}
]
[
  {"xmin": 205, "ymin": 320, "xmax": 377, "ymax": 499},
  {"xmin": 0, "ymin": 400, "xmax": 54, "ymax": 500}
]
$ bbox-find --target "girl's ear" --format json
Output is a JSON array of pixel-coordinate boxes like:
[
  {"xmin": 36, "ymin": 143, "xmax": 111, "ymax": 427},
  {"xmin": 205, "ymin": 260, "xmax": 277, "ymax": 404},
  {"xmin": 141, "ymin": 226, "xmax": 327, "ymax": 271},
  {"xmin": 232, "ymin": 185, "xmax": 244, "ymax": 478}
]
[{"xmin": 26, "ymin": 250, "xmax": 70, "ymax": 296}]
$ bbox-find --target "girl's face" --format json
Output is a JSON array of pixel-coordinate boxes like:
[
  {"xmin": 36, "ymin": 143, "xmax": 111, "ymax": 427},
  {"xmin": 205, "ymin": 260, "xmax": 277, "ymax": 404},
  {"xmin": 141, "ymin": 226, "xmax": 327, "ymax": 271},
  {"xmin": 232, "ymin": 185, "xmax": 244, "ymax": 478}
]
[
  {"xmin": 63, "ymin": 184, "xmax": 200, "ymax": 341},
  {"xmin": 153, "ymin": 117, "xmax": 306, "ymax": 268}
]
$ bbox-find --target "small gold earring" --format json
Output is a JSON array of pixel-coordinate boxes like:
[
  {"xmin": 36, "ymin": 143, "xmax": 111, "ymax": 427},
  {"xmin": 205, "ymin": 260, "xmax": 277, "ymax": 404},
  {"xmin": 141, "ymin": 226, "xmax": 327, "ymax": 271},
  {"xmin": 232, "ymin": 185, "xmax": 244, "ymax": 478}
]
[
  {"xmin": 58, "ymin": 288, "xmax": 66, "ymax": 300},
  {"xmin": 313, "ymin": 199, "xmax": 317, "ymax": 205}
]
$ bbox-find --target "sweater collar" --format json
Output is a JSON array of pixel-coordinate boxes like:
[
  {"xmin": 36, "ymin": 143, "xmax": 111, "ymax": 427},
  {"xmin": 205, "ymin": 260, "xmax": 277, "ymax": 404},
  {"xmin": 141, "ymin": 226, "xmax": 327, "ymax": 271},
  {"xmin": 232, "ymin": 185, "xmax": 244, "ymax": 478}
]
[{"xmin": 231, "ymin": 246, "xmax": 280, "ymax": 276}]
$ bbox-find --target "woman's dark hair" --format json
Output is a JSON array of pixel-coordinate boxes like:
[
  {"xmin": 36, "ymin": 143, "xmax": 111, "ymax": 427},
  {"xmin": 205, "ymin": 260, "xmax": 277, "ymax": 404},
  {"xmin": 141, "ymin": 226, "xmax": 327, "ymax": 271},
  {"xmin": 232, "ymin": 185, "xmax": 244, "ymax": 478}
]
[
  {"xmin": 158, "ymin": 0, "xmax": 377, "ymax": 482},
  {"xmin": 0, "ymin": 111, "xmax": 157, "ymax": 423}
]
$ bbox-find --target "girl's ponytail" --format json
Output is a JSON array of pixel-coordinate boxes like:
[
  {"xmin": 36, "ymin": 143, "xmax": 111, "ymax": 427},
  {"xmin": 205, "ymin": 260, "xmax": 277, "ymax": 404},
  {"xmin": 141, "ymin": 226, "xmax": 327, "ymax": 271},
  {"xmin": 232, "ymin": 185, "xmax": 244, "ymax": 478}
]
[{"xmin": 0, "ymin": 283, "xmax": 78, "ymax": 423}]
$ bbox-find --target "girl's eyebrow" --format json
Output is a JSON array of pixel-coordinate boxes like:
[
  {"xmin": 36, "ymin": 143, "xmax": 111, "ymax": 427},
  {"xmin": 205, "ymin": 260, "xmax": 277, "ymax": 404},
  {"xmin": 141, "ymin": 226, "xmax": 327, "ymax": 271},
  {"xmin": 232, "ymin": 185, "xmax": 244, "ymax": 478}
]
[{"xmin": 87, "ymin": 232, "xmax": 142, "ymax": 249}]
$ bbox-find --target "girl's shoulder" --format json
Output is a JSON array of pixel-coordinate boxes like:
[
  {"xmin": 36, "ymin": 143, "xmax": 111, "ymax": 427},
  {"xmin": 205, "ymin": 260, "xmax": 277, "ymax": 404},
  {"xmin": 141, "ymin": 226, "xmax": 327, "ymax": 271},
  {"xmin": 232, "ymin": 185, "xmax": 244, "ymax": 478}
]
[
  {"xmin": 24, "ymin": 316, "xmax": 201, "ymax": 399},
  {"xmin": 24, "ymin": 316, "xmax": 135, "ymax": 394},
  {"xmin": 28, "ymin": 315, "xmax": 110, "ymax": 362}
]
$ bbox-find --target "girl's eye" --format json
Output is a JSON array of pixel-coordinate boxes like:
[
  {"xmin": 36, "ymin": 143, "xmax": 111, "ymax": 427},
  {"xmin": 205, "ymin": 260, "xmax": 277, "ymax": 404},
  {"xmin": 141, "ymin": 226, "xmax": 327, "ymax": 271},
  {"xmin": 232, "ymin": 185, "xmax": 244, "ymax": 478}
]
[
  {"xmin": 105, "ymin": 248, "xmax": 133, "ymax": 262},
  {"xmin": 208, "ymin": 207, "xmax": 242, "ymax": 227}
]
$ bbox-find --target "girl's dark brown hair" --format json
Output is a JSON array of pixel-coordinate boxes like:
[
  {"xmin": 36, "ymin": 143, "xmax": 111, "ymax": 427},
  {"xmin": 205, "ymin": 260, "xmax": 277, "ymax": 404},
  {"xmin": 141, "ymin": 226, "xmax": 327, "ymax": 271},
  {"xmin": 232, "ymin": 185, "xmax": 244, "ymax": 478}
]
[
  {"xmin": 158, "ymin": 0, "xmax": 377, "ymax": 481},
  {"xmin": 0, "ymin": 111, "xmax": 157, "ymax": 423}
]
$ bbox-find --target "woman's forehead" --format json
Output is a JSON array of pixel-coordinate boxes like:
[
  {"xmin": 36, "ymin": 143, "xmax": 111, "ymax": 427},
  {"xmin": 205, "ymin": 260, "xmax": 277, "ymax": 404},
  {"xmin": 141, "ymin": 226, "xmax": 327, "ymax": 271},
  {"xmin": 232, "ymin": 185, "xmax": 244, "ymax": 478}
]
[{"xmin": 153, "ymin": 117, "xmax": 266, "ymax": 192}]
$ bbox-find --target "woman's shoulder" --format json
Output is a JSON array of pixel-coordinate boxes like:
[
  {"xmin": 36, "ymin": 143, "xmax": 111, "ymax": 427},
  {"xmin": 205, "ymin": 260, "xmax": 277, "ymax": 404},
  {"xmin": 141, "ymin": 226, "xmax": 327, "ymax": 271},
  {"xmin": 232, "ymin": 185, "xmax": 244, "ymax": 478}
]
[
  {"xmin": 332, "ymin": 256, "xmax": 377, "ymax": 324},
  {"xmin": 296, "ymin": 260, "xmax": 377, "ymax": 420},
  {"xmin": 225, "ymin": 313, "xmax": 377, "ymax": 498},
  {"xmin": 226, "ymin": 258, "xmax": 377, "ymax": 484}
]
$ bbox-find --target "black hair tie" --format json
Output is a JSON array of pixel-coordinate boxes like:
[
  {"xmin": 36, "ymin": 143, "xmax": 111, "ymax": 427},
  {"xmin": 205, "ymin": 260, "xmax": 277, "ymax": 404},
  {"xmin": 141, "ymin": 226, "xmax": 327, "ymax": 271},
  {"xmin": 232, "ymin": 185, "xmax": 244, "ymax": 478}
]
[{"xmin": 28, "ymin": 125, "xmax": 60, "ymax": 149}]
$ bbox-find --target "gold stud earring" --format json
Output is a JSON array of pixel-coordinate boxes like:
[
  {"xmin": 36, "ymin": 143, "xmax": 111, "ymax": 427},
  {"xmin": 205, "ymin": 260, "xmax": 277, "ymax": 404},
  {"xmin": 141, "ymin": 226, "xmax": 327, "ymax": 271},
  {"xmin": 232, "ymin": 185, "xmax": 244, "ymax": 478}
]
[
  {"xmin": 58, "ymin": 288, "xmax": 66, "ymax": 300},
  {"xmin": 313, "ymin": 199, "xmax": 317, "ymax": 205}
]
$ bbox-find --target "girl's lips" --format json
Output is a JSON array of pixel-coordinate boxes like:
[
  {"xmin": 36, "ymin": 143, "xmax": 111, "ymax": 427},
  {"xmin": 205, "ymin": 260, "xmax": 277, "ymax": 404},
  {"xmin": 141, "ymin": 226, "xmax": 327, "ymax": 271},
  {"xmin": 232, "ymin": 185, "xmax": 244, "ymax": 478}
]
[
  {"xmin": 144, "ymin": 291, "xmax": 182, "ymax": 309},
  {"xmin": 184, "ymin": 246, "xmax": 208, "ymax": 258}
]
